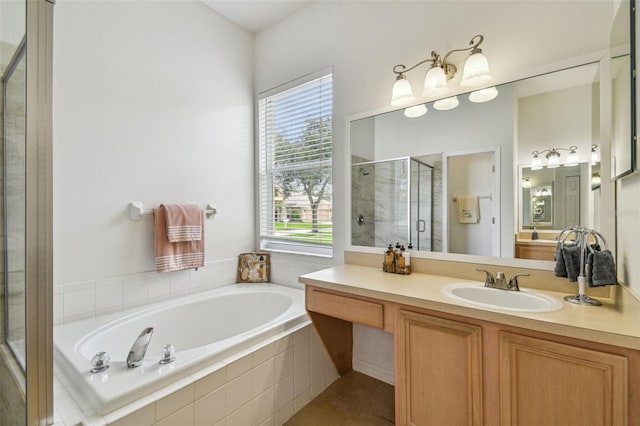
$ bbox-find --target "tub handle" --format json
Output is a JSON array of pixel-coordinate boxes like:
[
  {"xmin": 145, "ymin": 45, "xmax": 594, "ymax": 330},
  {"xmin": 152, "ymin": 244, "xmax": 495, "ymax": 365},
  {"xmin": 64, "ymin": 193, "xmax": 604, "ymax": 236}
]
[
  {"xmin": 90, "ymin": 351, "xmax": 110, "ymax": 373},
  {"xmin": 159, "ymin": 344, "xmax": 176, "ymax": 365}
]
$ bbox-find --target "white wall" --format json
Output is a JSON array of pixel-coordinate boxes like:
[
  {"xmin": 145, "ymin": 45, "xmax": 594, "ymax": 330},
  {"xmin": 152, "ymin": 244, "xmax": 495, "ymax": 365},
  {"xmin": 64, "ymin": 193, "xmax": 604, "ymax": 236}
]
[
  {"xmin": 52, "ymin": 0, "xmax": 255, "ymax": 319},
  {"xmin": 517, "ymin": 85, "xmax": 595, "ymax": 164},
  {"xmin": 254, "ymin": 0, "xmax": 614, "ymax": 383}
]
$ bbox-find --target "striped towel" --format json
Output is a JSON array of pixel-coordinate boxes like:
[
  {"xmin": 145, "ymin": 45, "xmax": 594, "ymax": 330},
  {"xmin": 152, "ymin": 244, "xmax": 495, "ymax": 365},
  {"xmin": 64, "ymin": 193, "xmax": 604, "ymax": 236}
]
[
  {"xmin": 161, "ymin": 204, "xmax": 203, "ymax": 242},
  {"xmin": 153, "ymin": 206, "xmax": 204, "ymax": 273}
]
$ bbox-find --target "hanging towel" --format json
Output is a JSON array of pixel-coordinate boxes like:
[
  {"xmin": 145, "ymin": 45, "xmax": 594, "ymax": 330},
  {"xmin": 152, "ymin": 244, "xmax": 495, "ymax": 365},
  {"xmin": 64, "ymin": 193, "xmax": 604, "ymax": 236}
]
[
  {"xmin": 553, "ymin": 241, "xmax": 568, "ymax": 278},
  {"xmin": 561, "ymin": 244, "xmax": 581, "ymax": 282},
  {"xmin": 456, "ymin": 196, "xmax": 479, "ymax": 224},
  {"xmin": 153, "ymin": 206, "xmax": 204, "ymax": 273},
  {"xmin": 161, "ymin": 204, "xmax": 203, "ymax": 242},
  {"xmin": 586, "ymin": 249, "xmax": 618, "ymax": 287}
]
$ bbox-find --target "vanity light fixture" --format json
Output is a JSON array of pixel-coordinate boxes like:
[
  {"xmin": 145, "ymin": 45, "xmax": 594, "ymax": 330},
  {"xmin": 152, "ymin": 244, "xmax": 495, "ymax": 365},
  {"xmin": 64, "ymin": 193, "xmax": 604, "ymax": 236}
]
[
  {"xmin": 591, "ymin": 172, "xmax": 601, "ymax": 186},
  {"xmin": 390, "ymin": 34, "xmax": 493, "ymax": 107},
  {"xmin": 591, "ymin": 144, "xmax": 600, "ymax": 165},
  {"xmin": 530, "ymin": 146, "xmax": 579, "ymax": 169},
  {"xmin": 522, "ymin": 177, "xmax": 531, "ymax": 188}
]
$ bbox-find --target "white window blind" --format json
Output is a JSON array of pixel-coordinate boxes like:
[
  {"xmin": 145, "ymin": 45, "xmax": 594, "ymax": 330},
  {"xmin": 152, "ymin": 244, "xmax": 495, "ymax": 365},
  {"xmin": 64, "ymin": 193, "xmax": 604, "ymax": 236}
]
[{"xmin": 258, "ymin": 72, "xmax": 333, "ymax": 256}]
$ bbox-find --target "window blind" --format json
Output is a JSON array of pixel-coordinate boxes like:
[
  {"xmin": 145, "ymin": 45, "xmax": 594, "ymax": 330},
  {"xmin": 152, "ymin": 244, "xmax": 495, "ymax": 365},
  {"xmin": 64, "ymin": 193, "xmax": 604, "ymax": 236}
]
[{"xmin": 258, "ymin": 72, "xmax": 333, "ymax": 256}]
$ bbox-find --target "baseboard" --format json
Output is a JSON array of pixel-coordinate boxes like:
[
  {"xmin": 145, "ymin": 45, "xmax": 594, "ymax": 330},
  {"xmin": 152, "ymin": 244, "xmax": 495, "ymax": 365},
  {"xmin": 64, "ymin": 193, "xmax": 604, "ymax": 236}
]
[{"xmin": 352, "ymin": 358, "xmax": 395, "ymax": 386}]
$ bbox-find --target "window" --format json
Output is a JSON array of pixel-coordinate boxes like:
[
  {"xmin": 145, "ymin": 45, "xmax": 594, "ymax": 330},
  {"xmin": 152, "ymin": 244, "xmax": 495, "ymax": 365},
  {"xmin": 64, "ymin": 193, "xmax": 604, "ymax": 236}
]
[{"xmin": 258, "ymin": 71, "xmax": 333, "ymax": 256}]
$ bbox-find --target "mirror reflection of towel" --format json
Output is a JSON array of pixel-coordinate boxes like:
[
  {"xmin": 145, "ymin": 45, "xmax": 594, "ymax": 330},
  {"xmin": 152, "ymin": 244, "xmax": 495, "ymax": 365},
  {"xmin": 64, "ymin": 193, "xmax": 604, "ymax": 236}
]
[{"xmin": 456, "ymin": 196, "xmax": 479, "ymax": 224}]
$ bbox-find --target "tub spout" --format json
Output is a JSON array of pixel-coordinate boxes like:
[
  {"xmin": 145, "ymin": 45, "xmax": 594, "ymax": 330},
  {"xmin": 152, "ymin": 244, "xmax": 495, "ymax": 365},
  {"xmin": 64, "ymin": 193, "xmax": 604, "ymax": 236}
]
[{"xmin": 126, "ymin": 327, "xmax": 154, "ymax": 368}]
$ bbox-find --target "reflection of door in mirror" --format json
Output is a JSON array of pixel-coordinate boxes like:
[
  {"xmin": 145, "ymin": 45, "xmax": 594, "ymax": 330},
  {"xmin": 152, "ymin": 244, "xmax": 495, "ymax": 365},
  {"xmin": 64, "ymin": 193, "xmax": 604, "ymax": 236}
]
[{"xmin": 445, "ymin": 150, "xmax": 498, "ymax": 257}]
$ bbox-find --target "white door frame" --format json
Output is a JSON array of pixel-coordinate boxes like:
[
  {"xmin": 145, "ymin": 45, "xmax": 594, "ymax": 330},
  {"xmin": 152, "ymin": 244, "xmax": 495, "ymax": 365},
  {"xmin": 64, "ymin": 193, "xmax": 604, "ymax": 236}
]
[{"xmin": 442, "ymin": 147, "xmax": 501, "ymax": 257}]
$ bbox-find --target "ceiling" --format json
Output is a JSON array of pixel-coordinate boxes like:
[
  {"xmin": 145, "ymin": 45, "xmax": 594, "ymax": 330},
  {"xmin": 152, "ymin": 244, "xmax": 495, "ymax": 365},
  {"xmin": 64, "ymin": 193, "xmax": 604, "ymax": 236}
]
[{"xmin": 202, "ymin": 0, "xmax": 312, "ymax": 33}]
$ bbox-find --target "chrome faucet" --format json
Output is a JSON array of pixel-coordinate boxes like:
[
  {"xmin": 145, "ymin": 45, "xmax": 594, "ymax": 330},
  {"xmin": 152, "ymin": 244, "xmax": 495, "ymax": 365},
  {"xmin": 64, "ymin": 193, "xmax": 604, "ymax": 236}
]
[
  {"xmin": 476, "ymin": 269, "xmax": 529, "ymax": 291},
  {"xmin": 126, "ymin": 327, "xmax": 154, "ymax": 368}
]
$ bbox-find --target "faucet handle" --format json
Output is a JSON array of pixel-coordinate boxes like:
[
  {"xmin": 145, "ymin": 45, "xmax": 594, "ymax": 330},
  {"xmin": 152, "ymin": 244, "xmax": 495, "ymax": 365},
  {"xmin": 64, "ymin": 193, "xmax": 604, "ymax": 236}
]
[
  {"xmin": 475, "ymin": 268, "xmax": 495, "ymax": 287},
  {"xmin": 508, "ymin": 273, "xmax": 530, "ymax": 291}
]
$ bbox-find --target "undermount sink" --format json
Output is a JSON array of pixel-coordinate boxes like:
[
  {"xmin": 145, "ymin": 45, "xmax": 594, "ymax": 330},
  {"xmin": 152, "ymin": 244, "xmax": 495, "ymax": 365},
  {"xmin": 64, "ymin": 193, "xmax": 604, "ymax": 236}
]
[{"xmin": 442, "ymin": 283, "xmax": 563, "ymax": 313}]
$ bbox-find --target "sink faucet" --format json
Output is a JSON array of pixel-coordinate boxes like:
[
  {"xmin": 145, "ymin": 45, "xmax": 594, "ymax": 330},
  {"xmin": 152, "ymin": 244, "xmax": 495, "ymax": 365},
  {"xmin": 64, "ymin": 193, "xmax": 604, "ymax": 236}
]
[
  {"xmin": 126, "ymin": 327, "xmax": 154, "ymax": 368},
  {"xmin": 476, "ymin": 269, "xmax": 529, "ymax": 291}
]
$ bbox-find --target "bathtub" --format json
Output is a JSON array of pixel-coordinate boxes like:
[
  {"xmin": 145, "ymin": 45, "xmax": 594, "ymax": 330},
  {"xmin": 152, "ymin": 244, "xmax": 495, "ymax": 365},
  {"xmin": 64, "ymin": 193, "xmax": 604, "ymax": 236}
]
[{"xmin": 54, "ymin": 283, "xmax": 309, "ymax": 415}]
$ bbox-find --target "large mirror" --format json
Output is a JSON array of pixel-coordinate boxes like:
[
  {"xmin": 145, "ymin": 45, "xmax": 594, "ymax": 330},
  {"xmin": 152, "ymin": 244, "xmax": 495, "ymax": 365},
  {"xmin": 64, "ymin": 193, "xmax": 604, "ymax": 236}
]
[
  {"xmin": 350, "ymin": 60, "xmax": 607, "ymax": 262},
  {"xmin": 611, "ymin": 0, "xmax": 635, "ymax": 179}
]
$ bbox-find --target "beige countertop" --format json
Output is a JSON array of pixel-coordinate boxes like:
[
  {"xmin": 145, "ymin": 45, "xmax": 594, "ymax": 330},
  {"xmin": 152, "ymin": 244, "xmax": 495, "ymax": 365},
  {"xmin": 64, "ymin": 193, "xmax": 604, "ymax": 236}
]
[
  {"xmin": 516, "ymin": 238, "xmax": 557, "ymax": 244},
  {"xmin": 299, "ymin": 264, "xmax": 640, "ymax": 351}
]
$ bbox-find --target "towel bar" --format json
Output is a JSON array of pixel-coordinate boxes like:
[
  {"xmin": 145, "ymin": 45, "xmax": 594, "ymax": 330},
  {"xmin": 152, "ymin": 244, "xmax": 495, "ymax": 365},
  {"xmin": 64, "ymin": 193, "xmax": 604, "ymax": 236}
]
[
  {"xmin": 452, "ymin": 194, "xmax": 492, "ymax": 202},
  {"xmin": 129, "ymin": 202, "xmax": 217, "ymax": 221}
]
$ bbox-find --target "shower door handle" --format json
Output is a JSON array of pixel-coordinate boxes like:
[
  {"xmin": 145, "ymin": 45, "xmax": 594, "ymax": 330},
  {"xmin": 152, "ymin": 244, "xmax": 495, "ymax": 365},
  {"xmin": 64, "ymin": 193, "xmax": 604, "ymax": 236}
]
[{"xmin": 417, "ymin": 220, "xmax": 426, "ymax": 233}]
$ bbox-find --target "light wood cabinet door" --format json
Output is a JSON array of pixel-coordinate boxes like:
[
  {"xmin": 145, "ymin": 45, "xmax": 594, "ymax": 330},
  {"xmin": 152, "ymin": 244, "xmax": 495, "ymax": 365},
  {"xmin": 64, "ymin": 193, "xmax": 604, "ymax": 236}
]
[
  {"xmin": 500, "ymin": 332, "xmax": 628, "ymax": 426},
  {"xmin": 396, "ymin": 310, "xmax": 483, "ymax": 426}
]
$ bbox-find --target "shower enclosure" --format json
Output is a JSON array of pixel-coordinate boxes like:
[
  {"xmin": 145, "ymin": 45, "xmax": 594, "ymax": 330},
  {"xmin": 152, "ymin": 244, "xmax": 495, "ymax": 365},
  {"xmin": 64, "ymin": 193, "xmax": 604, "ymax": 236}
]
[{"xmin": 352, "ymin": 157, "xmax": 433, "ymax": 250}]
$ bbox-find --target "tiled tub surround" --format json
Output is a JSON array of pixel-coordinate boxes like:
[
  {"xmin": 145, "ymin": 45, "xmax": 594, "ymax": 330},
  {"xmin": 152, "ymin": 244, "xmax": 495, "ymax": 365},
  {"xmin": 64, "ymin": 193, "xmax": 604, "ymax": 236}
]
[
  {"xmin": 55, "ymin": 284, "xmax": 309, "ymax": 414},
  {"xmin": 54, "ymin": 297, "xmax": 339, "ymax": 425},
  {"xmin": 55, "ymin": 256, "xmax": 329, "ymax": 326}
]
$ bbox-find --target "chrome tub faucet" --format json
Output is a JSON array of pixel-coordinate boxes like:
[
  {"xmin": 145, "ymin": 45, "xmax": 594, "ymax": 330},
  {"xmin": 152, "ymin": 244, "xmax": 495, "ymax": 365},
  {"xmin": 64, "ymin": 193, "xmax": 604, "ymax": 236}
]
[{"xmin": 126, "ymin": 327, "xmax": 154, "ymax": 368}]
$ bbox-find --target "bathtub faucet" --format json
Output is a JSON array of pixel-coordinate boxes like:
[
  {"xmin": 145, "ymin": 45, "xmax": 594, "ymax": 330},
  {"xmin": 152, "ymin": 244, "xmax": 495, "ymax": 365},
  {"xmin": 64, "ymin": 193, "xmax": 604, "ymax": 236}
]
[{"xmin": 126, "ymin": 327, "xmax": 154, "ymax": 368}]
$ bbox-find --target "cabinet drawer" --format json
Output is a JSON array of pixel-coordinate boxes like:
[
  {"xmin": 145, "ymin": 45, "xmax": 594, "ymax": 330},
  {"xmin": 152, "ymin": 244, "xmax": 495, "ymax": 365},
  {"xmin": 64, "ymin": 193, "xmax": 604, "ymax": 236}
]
[{"xmin": 306, "ymin": 287, "xmax": 384, "ymax": 329}]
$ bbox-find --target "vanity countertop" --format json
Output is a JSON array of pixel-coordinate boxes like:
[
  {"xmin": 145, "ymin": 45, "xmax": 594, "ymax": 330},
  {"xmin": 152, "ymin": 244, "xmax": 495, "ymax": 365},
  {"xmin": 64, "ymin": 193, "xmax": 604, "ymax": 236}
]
[
  {"xmin": 299, "ymin": 264, "xmax": 640, "ymax": 350},
  {"xmin": 516, "ymin": 238, "xmax": 557, "ymax": 244}
]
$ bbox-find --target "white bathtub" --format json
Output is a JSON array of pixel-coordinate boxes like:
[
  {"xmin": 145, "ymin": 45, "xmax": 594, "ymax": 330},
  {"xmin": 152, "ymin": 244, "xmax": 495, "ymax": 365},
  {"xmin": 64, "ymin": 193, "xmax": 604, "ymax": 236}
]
[{"xmin": 54, "ymin": 283, "xmax": 309, "ymax": 415}]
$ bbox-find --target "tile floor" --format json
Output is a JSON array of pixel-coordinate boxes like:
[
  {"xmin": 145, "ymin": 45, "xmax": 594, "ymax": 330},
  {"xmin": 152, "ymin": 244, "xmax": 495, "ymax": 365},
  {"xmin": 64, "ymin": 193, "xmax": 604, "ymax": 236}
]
[{"xmin": 284, "ymin": 371, "xmax": 395, "ymax": 425}]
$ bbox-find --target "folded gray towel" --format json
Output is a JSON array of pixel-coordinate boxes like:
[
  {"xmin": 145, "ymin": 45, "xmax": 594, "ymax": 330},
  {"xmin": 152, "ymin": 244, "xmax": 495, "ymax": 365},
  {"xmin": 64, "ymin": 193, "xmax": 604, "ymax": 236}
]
[
  {"xmin": 587, "ymin": 249, "xmax": 618, "ymax": 287},
  {"xmin": 554, "ymin": 242, "xmax": 567, "ymax": 277},
  {"xmin": 562, "ymin": 245, "xmax": 581, "ymax": 282}
]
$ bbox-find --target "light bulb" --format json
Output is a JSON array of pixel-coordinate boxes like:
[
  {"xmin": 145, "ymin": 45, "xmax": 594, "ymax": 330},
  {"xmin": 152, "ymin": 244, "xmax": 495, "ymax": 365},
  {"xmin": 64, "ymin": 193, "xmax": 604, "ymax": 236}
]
[
  {"xmin": 461, "ymin": 51, "xmax": 492, "ymax": 86},
  {"xmin": 564, "ymin": 149, "xmax": 579, "ymax": 167},
  {"xmin": 422, "ymin": 66, "xmax": 448, "ymax": 97},
  {"xmin": 469, "ymin": 86, "xmax": 498, "ymax": 103},
  {"xmin": 547, "ymin": 152, "xmax": 560, "ymax": 168},
  {"xmin": 433, "ymin": 96, "xmax": 459, "ymax": 111},
  {"xmin": 591, "ymin": 146, "xmax": 600, "ymax": 164},
  {"xmin": 404, "ymin": 104, "xmax": 427, "ymax": 118},
  {"xmin": 531, "ymin": 154, "xmax": 543, "ymax": 170},
  {"xmin": 391, "ymin": 75, "xmax": 416, "ymax": 107}
]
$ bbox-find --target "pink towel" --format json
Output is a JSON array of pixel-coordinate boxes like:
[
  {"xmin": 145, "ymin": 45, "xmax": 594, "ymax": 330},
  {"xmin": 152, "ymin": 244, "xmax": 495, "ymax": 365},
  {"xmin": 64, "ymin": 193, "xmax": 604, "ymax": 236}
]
[
  {"xmin": 161, "ymin": 204, "xmax": 203, "ymax": 242},
  {"xmin": 153, "ymin": 206, "xmax": 204, "ymax": 273}
]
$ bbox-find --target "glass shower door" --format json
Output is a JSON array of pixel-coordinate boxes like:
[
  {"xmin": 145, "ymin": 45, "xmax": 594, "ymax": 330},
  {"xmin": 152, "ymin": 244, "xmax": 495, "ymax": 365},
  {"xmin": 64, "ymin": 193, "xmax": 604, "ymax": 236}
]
[{"xmin": 3, "ymin": 43, "xmax": 27, "ymax": 370}]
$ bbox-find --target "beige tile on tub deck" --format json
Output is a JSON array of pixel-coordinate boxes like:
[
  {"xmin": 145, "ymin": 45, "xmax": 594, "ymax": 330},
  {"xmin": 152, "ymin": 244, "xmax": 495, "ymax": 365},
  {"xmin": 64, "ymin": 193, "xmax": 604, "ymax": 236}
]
[
  {"xmin": 106, "ymin": 401, "xmax": 155, "ymax": 426},
  {"xmin": 274, "ymin": 373, "xmax": 294, "ymax": 411},
  {"xmin": 155, "ymin": 403, "xmax": 194, "ymax": 426},
  {"xmin": 194, "ymin": 365, "xmax": 226, "ymax": 399},
  {"xmin": 252, "ymin": 358, "xmax": 275, "ymax": 398},
  {"xmin": 227, "ymin": 354, "xmax": 253, "ymax": 381},
  {"xmin": 274, "ymin": 347, "xmax": 294, "ymax": 381},
  {"xmin": 252, "ymin": 387, "xmax": 275, "ymax": 426},
  {"xmin": 195, "ymin": 385, "xmax": 225, "ymax": 426},
  {"xmin": 154, "ymin": 381, "xmax": 195, "ymax": 421},
  {"xmin": 226, "ymin": 371, "xmax": 253, "ymax": 415},
  {"xmin": 226, "ymin": 401, "xmax": 253, "ymax": 426}
]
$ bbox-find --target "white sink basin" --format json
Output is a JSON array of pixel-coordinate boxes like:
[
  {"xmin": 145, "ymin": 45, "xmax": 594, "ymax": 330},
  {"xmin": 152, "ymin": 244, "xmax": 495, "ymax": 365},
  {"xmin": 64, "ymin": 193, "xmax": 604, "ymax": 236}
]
[{"xmin": 442, "ymin": 283, "xmax": 563, "ymax": 313}]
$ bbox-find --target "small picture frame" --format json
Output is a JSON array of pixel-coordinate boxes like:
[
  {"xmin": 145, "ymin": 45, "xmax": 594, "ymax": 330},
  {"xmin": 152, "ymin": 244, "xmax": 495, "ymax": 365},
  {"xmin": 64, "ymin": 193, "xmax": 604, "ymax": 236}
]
[{"xmin": 237, "ymin": 252, "xmax": 270, "ymax": 283}]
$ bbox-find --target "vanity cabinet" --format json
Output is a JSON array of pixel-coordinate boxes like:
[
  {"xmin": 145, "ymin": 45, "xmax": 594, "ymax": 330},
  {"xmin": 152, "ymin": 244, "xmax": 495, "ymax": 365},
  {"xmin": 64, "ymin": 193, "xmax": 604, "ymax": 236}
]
[
  {"xmin": 500, "ymin": 332, "xmax": 627, "ymax": 426},
  {"xmin": 304, "ymin": 284, "xmax": 638, "ymax": 426},
  {"xmin": 395, "ymin": 310, "xmax": 483, "ymax": 426}
]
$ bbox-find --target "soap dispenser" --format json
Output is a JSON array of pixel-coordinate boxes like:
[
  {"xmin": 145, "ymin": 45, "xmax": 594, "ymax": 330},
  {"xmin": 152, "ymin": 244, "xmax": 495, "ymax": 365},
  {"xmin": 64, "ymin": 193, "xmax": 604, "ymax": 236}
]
[{"xmin": 384, "ymin": 244, "xmax": 395, "ymax": 273}]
